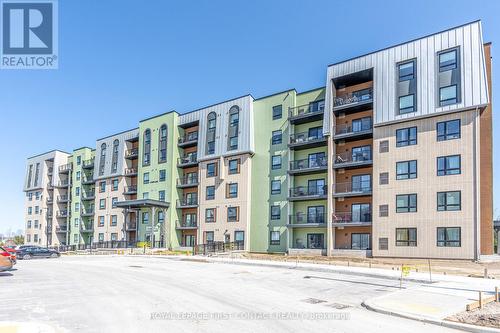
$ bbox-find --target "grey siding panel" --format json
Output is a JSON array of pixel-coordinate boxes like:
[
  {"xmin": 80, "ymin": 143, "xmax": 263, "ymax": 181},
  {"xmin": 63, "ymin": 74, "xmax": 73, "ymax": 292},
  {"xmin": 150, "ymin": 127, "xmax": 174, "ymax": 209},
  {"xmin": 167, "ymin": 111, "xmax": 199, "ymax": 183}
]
[{"xmin": 24, "ymin": 151, "xmax": 70, "ymax": 191}]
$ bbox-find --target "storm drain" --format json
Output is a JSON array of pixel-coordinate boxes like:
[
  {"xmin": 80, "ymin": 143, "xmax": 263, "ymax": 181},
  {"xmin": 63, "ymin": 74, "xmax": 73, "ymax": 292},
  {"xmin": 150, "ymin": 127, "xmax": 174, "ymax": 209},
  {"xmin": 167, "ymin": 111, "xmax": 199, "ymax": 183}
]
[
  {"xmin": 129, "ymin": 265, "xmax": 143, "ymax": 268},
  {"xmin": 325, "ymin": 303, "xmax": 351, "ymax": 310},
  {"xmin": 301, "ymin": 298, "xmax": 327, "ymax": 304}
]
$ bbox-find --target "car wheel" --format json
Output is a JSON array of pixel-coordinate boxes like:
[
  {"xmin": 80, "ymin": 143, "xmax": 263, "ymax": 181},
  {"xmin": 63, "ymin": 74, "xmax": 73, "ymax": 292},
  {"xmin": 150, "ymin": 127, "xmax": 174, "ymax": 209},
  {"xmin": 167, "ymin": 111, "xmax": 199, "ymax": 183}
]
[
  {"xmin": 50, "ymin": 253, "xmax": 59, "ymax": 258},
  {"xmin": 23, "ymin": 254, "xmax": 32, "ymax": 260}
]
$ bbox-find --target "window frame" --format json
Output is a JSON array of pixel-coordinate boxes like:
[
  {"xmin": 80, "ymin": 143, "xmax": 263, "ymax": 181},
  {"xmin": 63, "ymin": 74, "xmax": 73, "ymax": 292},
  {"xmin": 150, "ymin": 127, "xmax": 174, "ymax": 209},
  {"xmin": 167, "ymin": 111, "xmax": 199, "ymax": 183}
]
[
  {"xmin": 396, "ymin": 194, "xmax": 417, "ymax": 213},
  {"xmin": 270, "ymin": 205, "xmax": 280, "ymax": 220},
  {"xmin": 396, "ymin": 127, "xmax": 417, "ymax": 147},
  {"xmin": 437, "ymin": 119, "xmax": 461, "ymax": 141},
  {"xmin": 271, "ymin": 155, "xmax": 282, "ymax": 170},
  {"xmin": 226, "ymin": 183, "xmax": 238, "ymax": 198},
  {"xmin": 228, "ymin": 159, "xmax": 240, "ymax": 175},
  {"xmin": 437, "ymin": 227, "xmax": 461, "ymax": 247},
  {"xmin": 270, "ymin": 231, "xmax": 280, "ymax": 245},
  {"xmin": 271, "ymin": 130, "xmax": 282, "ymax": 145},
  {"xmin": 207, "ymin": 162, "xmax": 218, "ymax": 177},
  {"xmin": 395, "ymin": 228, "xmax": 417, "ymax": 247},
  {"xmin": 227, "ymin": 206, "xmax": 239, "ymax": 222},
  {"xmin": 206, "ymin": 186, "xmax": 215, "ymax": 200},
  {"xmin": 271, "ymin": 180, "xmax": 281, "ymax": 195},
  {"xmin": 437, "ymin": 155, "xmax": 461, "ymax": 176},
  {"xmin": 272, "ymin": 105, "xmax": 282, "ymax": 120},
  {"xmin": 437, "ymin": 191, "xmax": 461, "ymax": 211},
  {"xmin": 396, "ymin": 160, "xmax": 417, "ymax": 180}
]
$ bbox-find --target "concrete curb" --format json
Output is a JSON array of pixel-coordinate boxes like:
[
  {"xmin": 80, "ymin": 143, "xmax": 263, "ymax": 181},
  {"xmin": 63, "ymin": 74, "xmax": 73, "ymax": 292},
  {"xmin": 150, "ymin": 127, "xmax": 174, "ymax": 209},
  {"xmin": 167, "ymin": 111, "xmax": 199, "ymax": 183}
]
[{"xmin": 362, "ymin": 300, "xmax": 500, "ymax": 333}]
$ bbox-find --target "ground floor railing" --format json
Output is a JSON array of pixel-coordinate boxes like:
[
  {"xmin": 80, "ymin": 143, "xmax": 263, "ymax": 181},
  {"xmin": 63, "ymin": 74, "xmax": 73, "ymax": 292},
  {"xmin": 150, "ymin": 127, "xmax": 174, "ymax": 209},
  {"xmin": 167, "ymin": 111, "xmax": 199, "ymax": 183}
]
[{"xmin": 193, "ymin": 241, "xmax": 244, "ymax": 255}]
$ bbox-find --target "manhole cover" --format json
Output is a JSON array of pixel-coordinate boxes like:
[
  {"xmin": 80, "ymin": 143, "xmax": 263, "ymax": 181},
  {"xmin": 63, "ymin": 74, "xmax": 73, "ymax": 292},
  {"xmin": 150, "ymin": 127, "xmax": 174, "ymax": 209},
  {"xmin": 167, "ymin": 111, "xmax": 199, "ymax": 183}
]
[
  {"xmin": 301, "ymin": 298, "xmax": 327, "ymax": 304},
  {"xmin": 325, "ymin": 303, "xmax": 351, "ymax": 309}
]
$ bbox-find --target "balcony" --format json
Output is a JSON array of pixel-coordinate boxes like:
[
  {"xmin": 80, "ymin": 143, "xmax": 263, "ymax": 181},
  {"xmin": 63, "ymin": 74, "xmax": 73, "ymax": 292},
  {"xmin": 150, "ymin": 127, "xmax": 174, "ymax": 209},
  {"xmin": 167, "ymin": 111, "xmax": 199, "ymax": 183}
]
[
  {"xmin": 55, "ymin": 225, "xmax": 68, "ymax": 233},
  {"xmin": 54, "ymin": 180, "xmax": 70, "ymax": 188},
  {"xmin": 80, "ymin": 223, "xmax": 93, "ymax": 232},
  {"xmin": 333, "ymin": 150, "xmax": 372, "ymax": 169},
  {"xmin": 287, "ymin": 213, "xmax": 326, "ymax": 228},
  {"xmin": 58, "ymin": 163, "xmax": 72, "ymax": 173},
  {"xmin": 178, "ymin": 131, "xmax": 199, "ymax": 148},
  {"xmin": 176, "ymin": 196, "xmax": 198, "ymax": 208},
  {"xmin": 124, "ymin": 168, "xmax": 138, "ymax": 177},
  {"xmin": 125, "ymin": 148, "xmax": 139, "ymax": 160},
  {"xmin": 46, "ymin": 225, "xmax": 53, "ymax": 233},
  {"xmin": 333, "ymin": 88, "xmax": 373, "ymax": 113},
  {"xmin": 288, "ymin": 132, "xmax": 327, "ymax": 150},
  {"xmin": 82, "ymin": 177, "xmax": 94, "ymax": 185},
  {"xmin": 288, "ymin": 185, "xmax": 327, "ymax": 201},
  {"xmin": 288, "ymin": 103, "xmax": 324, "ymax": 125},
  {"xmin": 177, "ymin": 175, "xmax": 199, "ymax": 188},
  {"xmin": 288, "ymin": 157, "xmax": 327, "ymax": 175},
  {"xmin": 56, "ymin": 195, "xmax": 70, "ymax": 203},
  {"xmin": 82, "ymin": 159, "xmax": 95, "ymax": 169},
  {"xmin": 333, "ymin": 181, "xmax": 372, "ymax": 198},
  {"xmin": 334, "ymin": 121, "xmax": 373, "ymax": 141},
  {"xmin": 81, "ymin": 191, "xmax": 95, "ymax": 201},
  {"xmin": 56, "ymin": 210, "xmax": 69, "ymax": 218},
  {"xmin": 123, "ymin": 185, "xmax": 137, "ymax": 195},
  {"xmin": 176, "ymin": 220, "xmax": 198, "ymax": 230},
  {"xmin": 177, "ymin": 154, "xmax": 197, "ymax": 168},
  {"xmin": 332, "ymin": 211, "xmax": 372, "ymax": 226},
  {"xmin": 125, "ymin": 222, "xmax": 137, "ymax": 231},
  {"xmin": 46, "ymin": 212, "xmax": 53, "ymax": 219},
  {"xmin": 46, "ymin": 197, "xmax": 53, "ymax": 204},
  {"xmin": 80, "ymin": 209, "xmax": 94, "ymax": 217},
  {"xmin": 47, "ymin": 167, "xmax": 53, "ymax": 175}
]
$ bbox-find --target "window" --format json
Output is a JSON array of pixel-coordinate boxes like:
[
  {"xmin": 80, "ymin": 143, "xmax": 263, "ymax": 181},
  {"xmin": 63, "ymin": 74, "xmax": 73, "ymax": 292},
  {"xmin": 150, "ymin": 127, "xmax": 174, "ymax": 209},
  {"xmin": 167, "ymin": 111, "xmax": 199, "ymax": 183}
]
[
  {"xmin": 351, "ymin": 204, "xmax": 371, "ymax": 223},
  {"xmin": 270, "ymin": 231, "xmax": 280, "ymax": 245},
  {"xmin": 159, "ymin": 169, "xmax": 166, "ymax": 182},
  {"xmin": 159, "ymin": 190, "xmax": 165, "ymax": 202},
  {"xmin": 234, "ymin": 231, "xmax": 244, "ymax": 242},
  {"xmin": 438, "ymin": 48, "xmax": 460, "ymax": 106},
  {"xmin": 437, "ymin": 227, "xmax": 461, "ymax": 247},
  {"xmin": 74, "ymin": 203, "xmax": 79, "ymax": 212},
  {"xmin": 307, "ymin": 206, "xmax": 325, "ymax": 223},
  {"xmin": 396, "ymin": 160, "xmax": 417, "ymax": 180},
  {"xmin": 308, "ymin": 126, "xmax": 323, "ymax": 140},
  {"xmin": 76, "ymin": 156, "xmax": 81, "ymax": 166},
  {"xmin": 112, "ymin": 178, "xmax": 119, "ymax": 191},
  {"xmin": 307, "ymin": 233, "xmax": 324, "ymax": 249},
  {"xmin": 272, "ymin": 130, "xmax": 282, "ymax": 145},
  {"xmin": 270, "ymin": 205, "xmax": 280, "ymax": 220},
  {"xmin": 308, "ymin": 152, "xmax": 326, "ymax": 168},
  {"xmin": 271, "ymin": 155, "xmax": 281, "ymax": 170},
  {"xmin": 379, "ymin": 172, "xmax": 389, "ymax": 185},
  {"xmin": 111, "ymin": 139, "xmax": 119, "ymax": 173},
  {"xmin": 98, "ymin": 216, "xmax": 104, "ymax": 227},
  {"xmin": 34, "ymin": 206, "xmax": 39, "ymax": 214},
  {"xmin": 205, "ymin": 208, "xmax": 216, "ymax": 222},
  {"xmin": 28, "ymin": 192, "xmax": 33, "ymax": 201},
  {"xmin": 207, "ymin": 162, "xmax": 217, "ymax": 177},
  {"xmin": 75, "ymin": 187, "xmax": 80, "ymax": 196},
  {"xmin": 228, "ymin": 106, "xmax": 239, "ymax": 150},
  {"xmin": 379, "ymin": 238, "xmax": 389, "ymax": 250},
  {"xmin": 112, "ymin": 197, "xmax": 118, "ymax": 207},
  {"xmin": 27, "ymin": 165, "xmax": 33, "ymax": 188},
  {"xmin": 399, "ymin": 95, "xmax": 415, "ymax": 114},
  {"xmin": 439, "ymin": 49, "xmax": 457, "ymax": 72},
  {"xmin": 34, "ymin": 234, "xmax": 38, "ymax": 243},
  {"xmin": 142, "ymin": 212, "xmax": 149, "ymax": 224},
  {"xmin": 379, "ymin": 140, "xmax": 389, "ymax": 153},
  {"xmin": 99, "ymin": 181, "xmax": 106, "ymax": 192},
  {"xmin": 110, "ymin": 215, "xmax": 117, "ymax": 226},
  {"xmin": 437, "ymin": 119, "xmax": 460, "ymax": 141},
  {"xmin": 437, "ymin": 191, "xmax": 461, "ymax": 211},
  {"xmin": 351, "ymin": 174, "xmax": 371, "ymax": 192},
  {"xmin": 227, "ymin": 183, "xmax": 238, "ymax": 198},
  {"xmin": 143, "ymin": 172, "xmax": 150, "ymax": 184},
  {"xmin": 271, "ymin": 180, "xmax": 280, "ymax": 195},
  {"xmin": 206, "ymin": 186, "xmax": 215, "ymax": 200},
  {"xmin": 352, "ymin": 117, "xmax": 372, "ymax": 132},
  {"xmin": 74, "ymin": 218, "xmax": 79, "ymax": 226},
  {"xmin": 228, "ymin": 159, "xmax": 240, "ymax": 174},
  {"xmin": 27, "ymin": 234, "xmax": 31, "ymax": 242},
  {"xmin": 158, "ymin": 211, "xmax": 164, "ymax": 224},
  {"xmin": 99, "ymin": 199, "xmax": 106, "ymax": 210},
  {"xmin": 143, "ymin": 129, "xmax": 151, "ymax": 166},
  {"xmin": 27, "ymin": 220, "xmax": 32, "ymax": 228},
  {"xmin": 143, "ymin": 192, "xmax": 149, "ymax": 199},
  {"xmin": 272, "ymin": 105, "xmax": 282, "ymax": 120},
  {"xmin": 206, "ymin": 112, "xmax": 217, "ymax": 154},
  {"xmin": 396, "ymin": 228, "xmax": 417, "ymax": 246},
  {"xmin": 111, "ymin": 233, "xmax": 118, "ymax": 241},
  {"xmin": 28, "ymin": 207, "xmax": 32, "ymax": 215},
  {"xmin": 227, "ymin": 207, "xmax": 239, "ymax": 222},
  {"xmin": 440, "ymin": 85, "xmax": 458, "ymax": 106},
  {"xmin": 76, "ymin": 171, "xmax": 81, "ymax": 181},
  {"xmin": 205, "ymin": 231, "xmax": 214, "ymax": 243},
  {"xmin": 159, "ymin": 124, "xmax": 167, "ymax": 163},
  {"xmin": 396, "ymin": 194, "xmax": 417, "ymax": 213},
  {"xmin": 397, "ymin": 60, "xmax": 417, "ymax": 114},
  {"xmin": 437, "ymin": 155, "xmax": 461, "ymax": 176},
  {"xmin": 398, "ymin": 61, "xmax": 415, "ymax": 81},
  {"xmin": 99, "ymin": 143, "xmax": 106, "ymax": 176},
  {"xmin": 351, "ymin": 145, "xmax": 371, "ymax": 162},
  {"xmin": 35, "ymin": 191, "xmax": 40, "ymax": 200},
  {"xmin": 396, "ymin": 127, "xmax": 417, "ymax": 147},
  {"xmin": 34, "ymin": 163, "xmax": 40, "ymax": 187},
  {"xmin": 98, "ymin": 233, "xmax": 104, "ymax": 241}
]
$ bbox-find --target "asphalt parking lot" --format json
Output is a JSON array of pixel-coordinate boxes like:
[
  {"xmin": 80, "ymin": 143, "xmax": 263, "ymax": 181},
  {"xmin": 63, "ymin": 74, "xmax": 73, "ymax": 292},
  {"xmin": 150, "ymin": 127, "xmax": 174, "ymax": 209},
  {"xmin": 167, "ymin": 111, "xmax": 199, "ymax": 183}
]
[{"xmin": 0, "ymin": 255, "xmax": 461, "ymax": 333}]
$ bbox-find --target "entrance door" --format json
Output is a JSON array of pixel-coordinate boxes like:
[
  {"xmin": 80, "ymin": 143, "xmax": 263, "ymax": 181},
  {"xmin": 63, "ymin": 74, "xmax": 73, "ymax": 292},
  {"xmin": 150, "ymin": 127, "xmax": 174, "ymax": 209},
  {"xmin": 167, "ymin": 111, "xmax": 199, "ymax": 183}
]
[
  {"xmin": 351, "ymin": 233, "xmax": 370, "ymax": 250},
  {"xmin": 307, "ymin": 233, "xmax": 324, "ymax": 249}
]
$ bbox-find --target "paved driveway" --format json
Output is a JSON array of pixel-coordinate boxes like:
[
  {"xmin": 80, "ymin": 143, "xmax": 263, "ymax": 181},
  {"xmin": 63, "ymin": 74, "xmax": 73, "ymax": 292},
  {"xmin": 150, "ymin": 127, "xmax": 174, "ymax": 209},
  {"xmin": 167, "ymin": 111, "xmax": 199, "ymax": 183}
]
[{"xmin": 0, "ymin": 255, "xmax": 461, "ymax": 333}]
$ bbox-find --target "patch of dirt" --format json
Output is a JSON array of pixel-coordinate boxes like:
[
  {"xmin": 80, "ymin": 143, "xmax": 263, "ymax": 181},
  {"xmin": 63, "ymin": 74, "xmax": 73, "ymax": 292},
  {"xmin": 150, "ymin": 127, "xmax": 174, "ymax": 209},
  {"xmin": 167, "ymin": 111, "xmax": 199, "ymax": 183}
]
[{"xmin": 447, "ymin": 302, "xmax": 500, "ymax": 329}]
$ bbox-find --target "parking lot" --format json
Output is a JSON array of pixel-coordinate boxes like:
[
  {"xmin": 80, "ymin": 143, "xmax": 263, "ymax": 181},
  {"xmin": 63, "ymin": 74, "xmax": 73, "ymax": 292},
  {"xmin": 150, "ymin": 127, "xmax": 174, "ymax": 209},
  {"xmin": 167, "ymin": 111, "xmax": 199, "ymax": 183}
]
[{"xmin": 0, "ymin": 255, "xmax": 461, "ymax": 332}]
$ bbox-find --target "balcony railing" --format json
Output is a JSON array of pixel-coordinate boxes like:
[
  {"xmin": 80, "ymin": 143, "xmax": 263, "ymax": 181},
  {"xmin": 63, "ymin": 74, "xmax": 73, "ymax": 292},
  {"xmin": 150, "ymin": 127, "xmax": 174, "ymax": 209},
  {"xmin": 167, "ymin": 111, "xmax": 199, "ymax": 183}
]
[
  {"xmin": 47, "ymin": 167, "xmax": 53, "ymax": 175},
  {"xmin": 46, "ymin": 212, "xmax": 53, "ymax": 219},
  {"xmin": 55, "ymin": 180, "xmax": 70, "ymax": 188},
  {"xmin": 82, "ymin": 158, "xmax": 95, "ymax": 169},
  {"xmin": 55, "ymin": 225, "xmax": 68, "ymax": 233},
  {"xmin": 80, "ymin": 209, "xmax": 95, "ymax": 217},
  {"xmin": 334, "ymin": 89, "xmax": 373, "ymax": 108},
  {"xmin": 334, "ymin": 181, "xmax": 372, "ymax": 196},
  {"xmin": 333, "ymin": 211, "xmax": 372, "ymax": 224},
  {"xmin": 288, "ymin": 213, "xmax": 326, "ymax": 225},
  {"xmin": 82, "ymin": 191, "xmax": 95, "ymax": 200},
  {"xmin": 177, "ymin": 196, "xmax": 198, "ymax": 208},
  {"xmin": 289, "ymin": 157, "xmax": 327, "ymax": 173},
  {"xmin": 125, "ymin": 148, "xmax": 139, "ymax": 159},
  {"xmin": 289, "ymin": 132, "xmax": 325, "ymax": 145},
  {"xmin": 125, "ymin": 222, "xmax": 137, "ymax": 231},
  {"xmin": 288, "ymin": 103, "xmax": 324, "ymax": 121},
  {"xmin": 334, "ymin": 150, "xmax": 372, "ymax": 167},
  {"xmin": 57, "ymin": 195, "xmax": 69, "ymax": 203},
  {"xmin": 82, "ymin": 177, "xmax": 94, "ymax": 185},
  {"xmin": 58, "ymin": 163, "xmax": 72, "ymax": 173},
  {"xmin": 177, "ymin": 154, "xmax": 197, "ymax": 167},
  {"xmin": 80, "ymin": 223, "xmax": 93, "ymax": 232},
  {"xmin": 46, "ymin": 197, "xmax": 53, "ymax": 204},
  {"xmin": 289, "ymin": 185, "xmax": 327, "ymax": 199},
  {"xmin": 177, "ymin": 175, "xmax": 199, "ymax": 187},
  {"xmin": 176, "ymin": 220, "xmax": 198, "ymax": 229},
  {"xmin": 334, "ymin": 121, "xmax": 372, "ymax": 137},
  {"xmin": 124, "ymin": 168, "xmax": 138, "ymax": 176},
  {"xmin": 123, "ymin": 185, "xmax": 137, "ymax": 195},
  {"xmin": 178, "ymin": 131, "xmax": 199, "ymax": 145}
]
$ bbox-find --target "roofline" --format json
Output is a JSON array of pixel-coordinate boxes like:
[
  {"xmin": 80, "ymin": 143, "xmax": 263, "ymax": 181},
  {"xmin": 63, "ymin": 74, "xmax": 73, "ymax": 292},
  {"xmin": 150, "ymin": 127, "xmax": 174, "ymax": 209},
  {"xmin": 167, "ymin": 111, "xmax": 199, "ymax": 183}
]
[
  {"xmin": 72, "ymin": 146, "xmax": 93, "ymax": 152},
  {"xmin": 180, "ymin": 94, "xmax": 254, "ymax": 116},
  {"xmin": 328, "ymin": 19, "xmax": 482, "ymax": 67},
  {"xmin": 27, "ymin": 149, "xmax": 70, "ymax": 160},
  {"xmin": 139, "ymin": 110, "xmax": 178, "ymax": 123},
  {"xmin": 96, "ymin": 127, "xmax": 139, "ymax": 142},
  {"xmin": 253, "ymin": 88, "xmax": 296, "ymax": 101},
  {"xmin": 297, "ymin": 86, "xmax": 326, "ymax": 96}
]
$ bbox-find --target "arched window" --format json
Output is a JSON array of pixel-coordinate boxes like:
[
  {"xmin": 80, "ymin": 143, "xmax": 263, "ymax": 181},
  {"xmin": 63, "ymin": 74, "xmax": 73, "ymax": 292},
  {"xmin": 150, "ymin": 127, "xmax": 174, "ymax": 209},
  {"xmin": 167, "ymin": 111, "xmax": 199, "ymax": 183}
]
[
  {"xmin": 206, "ymin": 112, "xmax": 216, "ymax": 155},
  {"xmin": 158, "ymin": 124, "xmax": 167, "ymax": 163},
  {"xmin": 111, "ymin": 139, "xmax": 119, "ymax": 173},
  {"xmin": 143, "ymin": 129, "xmax": 151, "ymax": 166},
  {"xmin": 228, "ymin": 106, "xmax": 239, "ymax": 151},
  {"xmin": 98, "ymin": 143, "xmax": 106, "ymax": 176}
]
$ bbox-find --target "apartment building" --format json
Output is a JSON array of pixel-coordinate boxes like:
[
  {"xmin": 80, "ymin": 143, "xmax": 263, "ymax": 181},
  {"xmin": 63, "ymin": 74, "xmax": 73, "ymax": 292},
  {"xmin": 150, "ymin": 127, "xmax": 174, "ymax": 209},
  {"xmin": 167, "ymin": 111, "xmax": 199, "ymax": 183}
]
[{"xmin": 23, "ymin": 20, "xmax": 493, "ymax": 259}]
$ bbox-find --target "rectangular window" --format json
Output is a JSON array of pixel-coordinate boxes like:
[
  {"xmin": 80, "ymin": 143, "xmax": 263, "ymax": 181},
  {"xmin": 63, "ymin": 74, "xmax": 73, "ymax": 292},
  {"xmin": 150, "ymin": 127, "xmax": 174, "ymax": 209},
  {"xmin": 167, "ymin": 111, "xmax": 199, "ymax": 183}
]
[
  {"xmin": 205, "ymin": 208, "xmax": 216, "ymax": 223},
  {"xmin": 228, "ymin": 159, "xmax": 239, "ymax": 175},
  {"xmin": 99, "ymin": 181, "xmax": 106, "ymax": 192},
  {"xmin": 379, "ymin": 140, "xmax": 389, "ymax": 153},
  {"xmin": 207, "ymin": 162, "xmax": 217, "ymax": 177},
  {"xmin": 397, "ymin": 60, "xmax": 417, "ymax": 114},
  {"xmin": 379, "ymin": 238, "xmax": 388, "ymax": 250},
  {"xmin": 99, "ymin": 199, "xmax": 106, "ymax": 210},
  {"xmin": 227, "ymin": 207, "xmax": 239, "ymax": 222},
  {"xmin": 75, "ymin": 187, "xmax": 80, "ymax": 196},
  {"xmin": 159, "ymin": 190, "xmax": 165, "ymax": 202},
  {"xmin": 396, "ymin": 228, "xmax": 417, "ymax": 247},
  {"xmin": 396, "ymin": 160, "xmax": 417, "ymax": 180},
  {"xmin": 399, "ymin": 94, "xmax": 415, "ymax": 114},
  {"xmin": 439, "ymin": 85, "xmax": 458, "ymax": 106},
  {"xmin": 34, "ymin": 206, "xmax": 39, "ymax": 214},
  {"xmin": 437, "ymin": 155, "xmax": 461, "ymax": 176},
  {"xmin": 396, "ymin": 127, "xmax": 417, "ymax": 147},
  {"xmin": 437, "ymin": 227, "xmax": 461, "ymax": 247},
  {"xmin": 271, "ymin": 155, "xmax": 281, "ymax": 170},
  {"xmin": 74, "ymin": 203, "xmax": 79, "ymax": 212},
  {"xmin": 235, "ymin": 231, "xmax": 244, "ymax": 242},
  {"xmin": 28, "ymin": 207, "xmax": 32, "ymax": 215},
  {"xmin": 110, "ymin": 215, "xmax": 117, "ymax": 226},
  {"xmin": 379, "ymin": 172, "xmax": 389, "ymax": 185},
  {"xmin": 438, "ymin": 48, "xmax": 460, "ymax": 106},
  {"xmin": 98, "ymin": 233, "xmax": 104, "ymax": 242},
  {"xmin": 437, "ymin": 191, "xmax": 461, "ymax": 211},
  {"xmin": 206, "ymin": 186, "xmax": 215, "ymax": 200},
  {"xmin": 98, "ymin": 216, "xmax": 104, "ymax": 227},
  {"xmin": 76, "ymin": 171, "xmax": 81, "ymax": 181},
  {"xmin": 272, "ymin": 105, "xmax": 282, "ymax": 120},
  {"xmin": 227, "ymin": 183, "xmax": 238, "ymax": 198},
  {"xmin": 396, "ymin": 194, "xmax": 417, "ymax": 213},
  {"xmin": 272, "ymin": 130, "xmax": 282, "ymax": 145},
  {"xmin": 439, "ymin": 49, "xmax": 457, "ymax": 72},
  {"xmin": 143, "ymin": 172, "xmax": 149, "ymax": 184},
  {"xmin": 270, "ymin": 205, "xmax": 280, "ymax": 220},
  {"xmin": 270, "ymin": 231, "xmax": 280, "ymax": 245},
  {"xmin": 437, "ymin": 119, "xmax": 460, "ymax": 141},
  {"xmin": 112, "ymin": 197, "xmax": 118, "ymax": 207},
  {"xmin": 399, "ymin": 61, "xmax": 415, "ymax": 81},
  {"xmin": 34, "ymin": 234, "xmax": 38, "ymax": 243},
  {"xmin": 74, "ymin": 218, "xmax": 79, "ymax": 226},
  {"xmin": 142, "ymin": 212, "xmax": 149, "ymax": 224},
  {"xmin": 271, "ymin": 180, "xmax": 281, "ymax": 195},
  {"xmin": 205, "ymin": 231, "xmax": 214, "ymax": 243},
  {"xmin": 111, "ymin": 233, "xmax": 118, "ymax": 241},
  {"xmin": 74, "ymin": 234, "xmax": 79, "ymax": 243},
  {"xmin": 35, "ymin": 191, "xmax": 40, "ymax": 200},
  {"xmin": 28, "ymin": 192, "xmax": 33, "ymax": 201},
  {"xmin": 143, "ymin": 192, "xmax": 149, "ymax": 199},
  {"xmin": 159, "ymin": 169, "xmax": 166, "ymax": 182},
  {"xmin": 112, "ymin": 179, "xmax": 118, "ymax": 191}
]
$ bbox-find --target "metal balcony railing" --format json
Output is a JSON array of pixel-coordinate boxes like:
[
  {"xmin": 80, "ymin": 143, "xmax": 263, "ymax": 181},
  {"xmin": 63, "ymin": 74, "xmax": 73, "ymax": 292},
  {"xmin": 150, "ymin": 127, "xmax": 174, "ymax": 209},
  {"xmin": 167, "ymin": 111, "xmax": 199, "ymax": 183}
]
[
  {"xmin": 289, "ymin": 213, "xmax": 326, "ymax": 225},
  {"xmin": 46, "ymin": 197, "xmax": 53, "ymax": 204},
  {"xmin": 334, "ymin": 181, "xmax": 372, "ymax": 195},
  {"xmin": 289, "ymin": 103, "xmax": 324, "ymax": 119},
  {"xmin": 82, "ymin": 177, "xmax": 94, "ymax": 185},
  {"xmin": 177, "ymin": 154, "xmax": 197, "ymax": 166},
  {"xmin": 57, "ymin": 195, "xmax": 69, "ymax": 203},
  {"xmin": 334, "ymin": 88, "xmax": 373, "ymax": 108},
  {"xmin": 177, "ymin": 175, "xmax": 199, "ymax": 187},
  {"xmin": 46, "ymin": 212, "xmax": 53, "ymax": 219},
  {"xmin": 289, "ymin": 132, "xmax": 325, "ymax": 145},
  {"xmin": 55, "ymin": 225, "xmax": 68, "ymax": 232},
  {"xmin": 123, "ymin": 185, "xmax": 137, "ymax": 194},
  {"xmin": 289, "ymin": 157, "xmax": 327, "ymax": 171},
  {"xmin": 334, "ymin": 120, "xmax": 372, "ymax": 136},
  {"xmin": 80, "ymin": 209, "xmax": 95, "ymax": 217},
  {"xmin": 58, "ymin": 163, "xmax": 72, "ymax": 173},
  {"xmin": 124, "ymin": 168, "xmax": 138, "ymax": 176},
  {"xmin": 177, "ymin": 196, "xmax": 198, "ymax": 207},
  {"xmin": 47, "ymin": 167, "xmax": 53, "ymax": 175},
  {"xmin": 125, "ymin": 148, "xmax": 139, "ymax": 159},
  {"xmin": 125, "ymin": 222, "xmax": 137, "ymax": 231},
  {"xmin": 289, "ymin": 185, "xmax": 327, "ymax": 198},
  {"xmin": 82, "ymin": 191, "xmax": 95, "ymax": 200},
  {"xmin": 334, "ymin": 150, "xmax": 372, "ymax": 165},
  {"xmin": 80, "ymin": 223, "xmax": 93, "ymax": 232},
  {"xmin": 55, "ymin": 180, "xmax": 70, "ymax": 188},
  {"xmin": 56, "ymin": 210, "xmax": 69, "ymax": 218},
  {"xmin": 82, "ymin": 158, "xmax": 95, "ymax": 169},
  {"xmin": 178, "ymin": 131, "xmax": 198, "ymax": 144},
  {"xmin": 333, "ymin": 211, "xmax": 372, "ymax": 224},
  {"xmin": 176, "ymin": 220, "xmax": 198, "ymax": 229}
]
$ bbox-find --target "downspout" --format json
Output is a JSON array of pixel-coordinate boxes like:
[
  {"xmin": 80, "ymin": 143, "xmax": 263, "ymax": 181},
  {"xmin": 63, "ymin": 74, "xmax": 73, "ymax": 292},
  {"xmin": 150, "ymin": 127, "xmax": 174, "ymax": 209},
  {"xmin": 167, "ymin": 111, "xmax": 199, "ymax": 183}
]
[{"xmin": 473, "ymin": 106, "xmax": 479, "ymax": 261}]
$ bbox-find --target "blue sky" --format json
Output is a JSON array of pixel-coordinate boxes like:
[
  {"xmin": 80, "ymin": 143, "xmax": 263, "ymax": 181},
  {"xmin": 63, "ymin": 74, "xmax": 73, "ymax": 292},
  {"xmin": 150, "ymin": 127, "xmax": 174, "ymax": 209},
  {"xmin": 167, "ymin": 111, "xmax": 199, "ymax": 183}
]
[{"xmin": 0, "ymin": 0, "xmax": 499, "ymax": 234}]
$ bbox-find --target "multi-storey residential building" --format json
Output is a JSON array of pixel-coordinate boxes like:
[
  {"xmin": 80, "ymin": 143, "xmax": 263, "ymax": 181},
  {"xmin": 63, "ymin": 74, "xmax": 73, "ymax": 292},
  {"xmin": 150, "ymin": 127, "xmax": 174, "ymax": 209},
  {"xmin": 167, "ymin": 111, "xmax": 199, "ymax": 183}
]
[{"xmin": 23, "ymin": 21, "xmax": 493, "ymax": 259}]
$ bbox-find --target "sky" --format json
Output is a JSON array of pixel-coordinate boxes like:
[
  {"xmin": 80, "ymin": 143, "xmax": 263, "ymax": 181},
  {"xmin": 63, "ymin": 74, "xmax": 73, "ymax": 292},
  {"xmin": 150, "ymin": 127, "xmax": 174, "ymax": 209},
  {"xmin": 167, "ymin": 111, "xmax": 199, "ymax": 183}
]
[{"xmin": 0, "ymin": 0, "xmax": 499, "ymax": 234}]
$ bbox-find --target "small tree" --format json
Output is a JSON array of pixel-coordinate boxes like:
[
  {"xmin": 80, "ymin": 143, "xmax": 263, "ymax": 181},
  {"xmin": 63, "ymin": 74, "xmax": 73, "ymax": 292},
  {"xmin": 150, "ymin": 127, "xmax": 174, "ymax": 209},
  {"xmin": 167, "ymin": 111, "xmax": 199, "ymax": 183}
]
[{"xmin": 13, "ymin": 235, "xmax": 24, "ymax": 245}]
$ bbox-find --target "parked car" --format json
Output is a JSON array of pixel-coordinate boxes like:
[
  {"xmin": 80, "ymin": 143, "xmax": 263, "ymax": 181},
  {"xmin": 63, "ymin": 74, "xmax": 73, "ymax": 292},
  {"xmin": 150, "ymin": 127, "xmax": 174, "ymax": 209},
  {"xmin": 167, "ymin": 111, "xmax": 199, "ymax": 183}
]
[
  {"xmin": 0, "ymin": 255, "xmax": 13, "ymax": 272},
  {"xmin": 17, "ymin": 247, "xmax": 60, "ymax": 260},
  {"xmin": 1, "ymin": 247, "xmax": 17, "ymax": 265},
  {"xmin": 0, "ymin": 247, "xmax": 15, "ymax": 266}
]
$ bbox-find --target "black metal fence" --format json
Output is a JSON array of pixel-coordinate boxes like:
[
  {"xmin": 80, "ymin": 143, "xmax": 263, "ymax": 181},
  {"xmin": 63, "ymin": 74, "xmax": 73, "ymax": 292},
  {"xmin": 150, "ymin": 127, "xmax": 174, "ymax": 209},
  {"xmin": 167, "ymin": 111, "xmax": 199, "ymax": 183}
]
[
  {"xmin": 193, "ymin": 241, "xmax": 244, "ymax": 255},
  {"xmin": 49, "ymin": 240, "xmax": 166, "ymax": 252}
]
